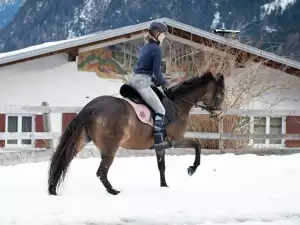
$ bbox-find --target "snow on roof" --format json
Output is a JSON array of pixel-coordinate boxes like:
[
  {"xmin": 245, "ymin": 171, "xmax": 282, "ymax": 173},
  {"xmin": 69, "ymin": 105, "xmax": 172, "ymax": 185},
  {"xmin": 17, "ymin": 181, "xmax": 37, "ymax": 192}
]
[
  {"xmin": 0, "ymin": 20, "xmax": 150, "ymax": 65},
  {"xmin": 0, "ymin": 17, "xmax": 300, "ymax": 71}
]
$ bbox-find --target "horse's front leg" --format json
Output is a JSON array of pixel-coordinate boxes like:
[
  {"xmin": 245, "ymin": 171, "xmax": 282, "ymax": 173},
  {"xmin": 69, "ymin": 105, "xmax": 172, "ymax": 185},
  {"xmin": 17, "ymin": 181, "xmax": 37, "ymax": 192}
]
[
  {"xmin": 155, "ymin": 149, "xmax": 168, "ymax": 187},
  {"xmin": 173, "ymin": 138, "xmax": 201, "ymax": 176}
]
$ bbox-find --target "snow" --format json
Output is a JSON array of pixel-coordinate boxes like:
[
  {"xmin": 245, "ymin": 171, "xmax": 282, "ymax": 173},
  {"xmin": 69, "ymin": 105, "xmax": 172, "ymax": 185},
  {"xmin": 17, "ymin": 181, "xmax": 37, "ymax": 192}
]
[
  {"xmin": 80, "ymin": 0, "xmax": 96, "ymax": 21},
  {"xmin": 0, "ymin": 32, "xmax": 98, "ymax": 60},
  {"xmin": 1, "ymin": 154, "xmax": 300, "ymax": 224},
  {"xmin": 0, "ymin": 0, "xmax": 15, "ymax": 5},
  {"xmin": 261, "ymin": 0, "xmax": 297, "ymax": 19},
  {"xmin": 211, "ymin": 12, "xmax": 220, "ymax": 29},
  {"xmin": 264, "ymin": 25, "xmax": 278, "ymax": 33},
  {"xmin": 36, "ymin": 1, "xmax": 43, "ymax": 11},
  {"xmin": 0, "ymin": 40, "xmax": 70, "ymax": 59},
  {"xmin": 73, "ymin": 0, "xmax": 97, "ymax": 30},
  {"xmin": 71, "ymin": 0, "xmax": 111, "ymax": 35}
]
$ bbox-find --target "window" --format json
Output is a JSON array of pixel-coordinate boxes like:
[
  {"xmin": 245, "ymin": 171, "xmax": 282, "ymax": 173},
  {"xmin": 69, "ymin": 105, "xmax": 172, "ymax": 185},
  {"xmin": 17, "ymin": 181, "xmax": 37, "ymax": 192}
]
[
  {"xmin": 269, "ymin": 117, "xmax": 283, "ymax": 144},
  {"xmin": 253, "ymin": 117, "xmax": 266, "ymax": 144},
  {"xmin": 7, "ymin": 116, "xmax": 18, "ymax": 145},
  {"xmin": 249, "ymin": 116, "xmax": 285, "ymax": 147},
  {"xmin": 5, "ymin": 114, "xmax": 35, "ymax": 147}
]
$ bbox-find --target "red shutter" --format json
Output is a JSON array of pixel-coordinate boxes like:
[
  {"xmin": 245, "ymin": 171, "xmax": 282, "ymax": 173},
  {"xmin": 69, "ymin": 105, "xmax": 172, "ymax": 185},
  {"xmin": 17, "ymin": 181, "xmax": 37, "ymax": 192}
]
[
  {"xmin": 62, "ymin": 113, "xmax": 77, "ymax": 131},
  {"xmin": 35, "ymin": 114, "xmax": 45, "ymax": 148},
  {"xmin": 286, "ymin": 116, "xmax": 300, "ymax": 147},
  {"xmin": 0, "ymin": 114, "xmax": 5, "ymax": 148}
]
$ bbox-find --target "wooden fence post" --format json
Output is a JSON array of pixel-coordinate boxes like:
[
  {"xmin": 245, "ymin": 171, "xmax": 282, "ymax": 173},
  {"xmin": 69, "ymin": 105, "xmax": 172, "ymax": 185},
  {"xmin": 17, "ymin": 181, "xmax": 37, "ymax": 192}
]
[
  {"xmin": 219, "ymin": 119, "xmax": 224, "ymax": 153},
  {"xmin": 41, "ymin": 101, "xmax": 53, "ymax": 149}
]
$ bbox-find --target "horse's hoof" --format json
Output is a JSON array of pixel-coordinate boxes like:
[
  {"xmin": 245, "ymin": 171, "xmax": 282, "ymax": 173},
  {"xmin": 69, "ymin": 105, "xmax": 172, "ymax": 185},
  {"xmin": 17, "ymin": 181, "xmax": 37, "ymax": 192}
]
[
  {"xmin": 107, "ymin": 188, "xmax": 120, "ymax": 195},
  {"xmin": 187, "ymin": 166, "xmax": 195, "ymax": 176},
  {"xmin": 48, "ymin": 188, "xmax": 58, "ymax": 196},
  {"xmin": 161, "ymin": 183, "xmax": 169, "ymax": 188}
]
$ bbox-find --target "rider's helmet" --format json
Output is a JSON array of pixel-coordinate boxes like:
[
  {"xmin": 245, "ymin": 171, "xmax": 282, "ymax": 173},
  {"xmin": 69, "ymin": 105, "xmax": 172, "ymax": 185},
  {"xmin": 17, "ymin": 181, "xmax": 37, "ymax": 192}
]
[
  {"xmin": 148, "ymin": 20, "xmax": 169, "ymax": 44},
  {"xmin": 148, "ymin": 20, "xmax": 169, "ymax": 34}
]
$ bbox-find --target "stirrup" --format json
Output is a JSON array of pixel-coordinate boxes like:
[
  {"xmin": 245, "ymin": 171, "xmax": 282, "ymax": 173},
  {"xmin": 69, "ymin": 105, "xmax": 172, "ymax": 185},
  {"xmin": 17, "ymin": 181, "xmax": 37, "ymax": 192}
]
[
  {"xmin": 153, "ymin": 132, "xmax": 174, "ymax": 151},
  {"xmin": 154, "ymin": 141, "xmax": 171, "ymax": 151}
]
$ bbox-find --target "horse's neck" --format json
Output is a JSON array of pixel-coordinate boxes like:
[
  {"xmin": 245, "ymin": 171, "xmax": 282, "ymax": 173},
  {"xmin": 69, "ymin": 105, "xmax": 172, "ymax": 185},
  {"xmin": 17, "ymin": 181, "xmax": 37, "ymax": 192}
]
[
  {"xmin": 171, "ymin": 88, "xmax": 207, "ymax": 118},
  {"xmin": 172, "ymin": 97, "xmax": 195, "ymax": 118}
]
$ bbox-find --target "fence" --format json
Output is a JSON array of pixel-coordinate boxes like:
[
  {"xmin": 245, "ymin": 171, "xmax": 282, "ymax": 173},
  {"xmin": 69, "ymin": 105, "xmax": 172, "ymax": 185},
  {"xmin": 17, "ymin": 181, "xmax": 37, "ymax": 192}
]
[{"xmin": 1, "ymin": 102, "xmax": 300, "ymax": 151}]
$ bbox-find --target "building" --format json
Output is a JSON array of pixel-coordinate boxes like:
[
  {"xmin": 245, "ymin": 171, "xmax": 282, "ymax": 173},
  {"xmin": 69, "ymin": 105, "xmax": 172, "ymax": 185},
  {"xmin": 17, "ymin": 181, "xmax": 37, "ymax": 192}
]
[{"xmin": 0, "ymin": 18, "xmax": 300, "ymax": 150}]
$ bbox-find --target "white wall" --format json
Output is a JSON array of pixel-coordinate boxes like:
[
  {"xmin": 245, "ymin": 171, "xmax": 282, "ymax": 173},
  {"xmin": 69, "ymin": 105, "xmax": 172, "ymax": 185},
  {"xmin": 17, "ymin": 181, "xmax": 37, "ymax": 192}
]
[
  {"xmin": 229, "ymin": 63, "xmax": 300, "ymax": 110},
  {"xmin": 0, "ymin": 53, "xmax": 123, "ymax": 106},
  {"xmin": 1, "ymin": 52, "xmax": 300, "ymax": 149},
  {"xmin": 0, "ymin": 53, "xmax": 123, "ymax": 147},
  {"xmin": 1, "ymin": 53, "xmax": 300, "ymax": 113}
]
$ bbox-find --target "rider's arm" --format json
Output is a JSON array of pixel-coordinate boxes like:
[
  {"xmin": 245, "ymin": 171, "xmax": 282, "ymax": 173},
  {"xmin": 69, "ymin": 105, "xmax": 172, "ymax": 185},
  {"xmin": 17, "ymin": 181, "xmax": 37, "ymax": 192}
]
[{"xmin": 152, "ymin": 47, "xmax": 167, "ymax": 87}]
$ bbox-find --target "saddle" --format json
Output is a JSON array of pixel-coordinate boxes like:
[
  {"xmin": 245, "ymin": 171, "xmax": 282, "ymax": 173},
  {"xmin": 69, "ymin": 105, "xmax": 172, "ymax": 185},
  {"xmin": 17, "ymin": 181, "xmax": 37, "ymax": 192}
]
[{"xmin": 119, "ymin": 84, "xmax": 176, "ymax": 126}]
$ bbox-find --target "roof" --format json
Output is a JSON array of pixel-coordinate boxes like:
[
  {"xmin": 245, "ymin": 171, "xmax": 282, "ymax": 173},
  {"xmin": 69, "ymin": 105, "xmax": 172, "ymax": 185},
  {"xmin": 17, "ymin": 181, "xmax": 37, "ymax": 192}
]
[
  {"xmin": 0, "ymin": 20, "xmax": 150, "ymax": 66},
  {"xmin": 0, "ymin": 17, "xmax": 300, "ymax": 77},
  {"xmin": 163, "ymin": 18, "xmax": 300, "ymax": 76}
]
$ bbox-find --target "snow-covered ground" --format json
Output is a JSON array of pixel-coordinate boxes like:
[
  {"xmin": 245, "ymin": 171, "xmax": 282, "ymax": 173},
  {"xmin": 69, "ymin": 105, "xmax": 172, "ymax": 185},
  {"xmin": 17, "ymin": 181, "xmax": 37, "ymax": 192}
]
[{"xmin": 1, "ymin": 153, "xmax": 300, "ymax": 225}]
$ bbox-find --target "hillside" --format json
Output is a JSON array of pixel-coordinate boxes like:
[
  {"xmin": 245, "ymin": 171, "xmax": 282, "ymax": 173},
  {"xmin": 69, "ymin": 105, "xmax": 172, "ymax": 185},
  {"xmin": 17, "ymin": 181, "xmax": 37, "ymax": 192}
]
[
  {"xmin": 0, "ymin": 0, "xmax": 25, "ymax": 29},
  {"xmin": 0, "ymin": 0, "xmax": 299, "ymax": 62}
]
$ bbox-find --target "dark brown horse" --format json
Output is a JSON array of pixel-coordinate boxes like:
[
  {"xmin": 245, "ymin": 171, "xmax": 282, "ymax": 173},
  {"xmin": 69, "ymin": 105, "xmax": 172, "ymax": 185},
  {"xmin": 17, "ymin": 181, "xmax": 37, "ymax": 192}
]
[{"xmin": 48, "ymin": 71, "xmax": 225, "ymax": 196}]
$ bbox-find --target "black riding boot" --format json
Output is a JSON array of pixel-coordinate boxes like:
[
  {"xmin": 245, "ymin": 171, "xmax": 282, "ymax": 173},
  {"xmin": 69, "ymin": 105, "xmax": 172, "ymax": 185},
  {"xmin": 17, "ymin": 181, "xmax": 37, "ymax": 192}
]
[{"xmin": 153, "ymin": 113, "xmax": 171, "ymax": 151}]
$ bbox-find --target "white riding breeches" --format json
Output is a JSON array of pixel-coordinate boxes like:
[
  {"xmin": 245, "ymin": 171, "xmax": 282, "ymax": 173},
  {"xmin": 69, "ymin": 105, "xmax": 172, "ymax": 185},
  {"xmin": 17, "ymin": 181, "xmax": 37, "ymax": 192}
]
[{"xmin": 127, "ymin": 74, "xmax": 166, "ymax": 115}]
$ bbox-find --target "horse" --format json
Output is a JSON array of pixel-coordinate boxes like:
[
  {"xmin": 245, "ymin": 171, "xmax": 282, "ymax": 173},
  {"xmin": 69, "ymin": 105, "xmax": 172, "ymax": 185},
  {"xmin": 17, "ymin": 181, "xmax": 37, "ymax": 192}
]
[{"xmin": 47, "ymin": 71, "xmax": 225, "ymax": 196}]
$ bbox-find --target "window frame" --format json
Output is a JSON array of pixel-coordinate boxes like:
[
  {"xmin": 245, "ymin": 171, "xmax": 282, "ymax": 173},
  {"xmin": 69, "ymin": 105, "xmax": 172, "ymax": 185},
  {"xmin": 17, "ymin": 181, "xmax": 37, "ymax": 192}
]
[
  {"xmin": 5, "ymin": 114, "xmax": 36, "ymax": 148},
  {"xmin": 249, "ymin": 116, "xmax": 286, "ymax": 148}
]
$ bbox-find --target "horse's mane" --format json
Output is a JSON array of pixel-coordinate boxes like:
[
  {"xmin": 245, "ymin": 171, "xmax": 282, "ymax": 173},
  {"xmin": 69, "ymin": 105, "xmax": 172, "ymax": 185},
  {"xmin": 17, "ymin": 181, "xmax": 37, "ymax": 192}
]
[{"xmin": 165, "ymin": 72, "xmax": 216, "ymax": 100}]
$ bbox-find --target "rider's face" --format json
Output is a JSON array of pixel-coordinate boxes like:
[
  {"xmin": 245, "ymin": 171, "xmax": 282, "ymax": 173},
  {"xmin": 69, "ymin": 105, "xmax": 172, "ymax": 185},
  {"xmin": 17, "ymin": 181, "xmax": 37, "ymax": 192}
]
[{"xmin": 158, "ymin": 33, "xmax": 166, "ymax": 43}]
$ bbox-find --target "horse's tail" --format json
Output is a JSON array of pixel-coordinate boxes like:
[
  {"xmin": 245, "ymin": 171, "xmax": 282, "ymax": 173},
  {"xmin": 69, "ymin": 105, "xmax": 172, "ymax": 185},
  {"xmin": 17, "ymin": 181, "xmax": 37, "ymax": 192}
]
[{"xmin": 47, "ymin": 109, "xmax": 91, "ymax": 195}]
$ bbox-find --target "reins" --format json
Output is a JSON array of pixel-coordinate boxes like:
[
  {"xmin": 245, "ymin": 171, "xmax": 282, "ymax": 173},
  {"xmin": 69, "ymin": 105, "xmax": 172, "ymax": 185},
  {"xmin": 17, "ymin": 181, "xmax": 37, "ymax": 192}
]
[{"xmin": 177, "ymin": 96, "xmax": 224, "ymax": 122}]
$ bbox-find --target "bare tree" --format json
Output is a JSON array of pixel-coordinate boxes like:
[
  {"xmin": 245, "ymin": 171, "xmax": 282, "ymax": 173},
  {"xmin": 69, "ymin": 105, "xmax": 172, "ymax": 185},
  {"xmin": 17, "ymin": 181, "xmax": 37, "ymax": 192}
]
[
  {"xmin": 160, "ymin": 36, "xmax": 295, "ymax": 149},
  {"xmin": 111, "ymin": 32, "xmax": 297, "ymax": 149}
]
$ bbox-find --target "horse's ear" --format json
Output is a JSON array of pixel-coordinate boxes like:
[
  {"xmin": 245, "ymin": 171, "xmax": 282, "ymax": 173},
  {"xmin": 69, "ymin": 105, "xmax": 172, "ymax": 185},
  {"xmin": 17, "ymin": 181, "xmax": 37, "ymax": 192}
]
[
  {"xmin": 216, "ymin": 73, "xmax": 224, "ymax": 80},
  {"xmin": 201, "ymin": 71, "xmax": 213, "ymax": 80}
]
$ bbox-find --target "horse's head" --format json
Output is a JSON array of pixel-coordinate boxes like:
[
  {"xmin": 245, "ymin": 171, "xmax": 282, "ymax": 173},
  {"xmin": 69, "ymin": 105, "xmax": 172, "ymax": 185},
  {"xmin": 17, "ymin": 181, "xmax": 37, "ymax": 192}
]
[
  {"xmin": 198, "ymin": 72, "xmax": 225, "ymax": 122},
  {"xmin": 165, "ymin": 71, "xmax": 225, "ymax": 122}
]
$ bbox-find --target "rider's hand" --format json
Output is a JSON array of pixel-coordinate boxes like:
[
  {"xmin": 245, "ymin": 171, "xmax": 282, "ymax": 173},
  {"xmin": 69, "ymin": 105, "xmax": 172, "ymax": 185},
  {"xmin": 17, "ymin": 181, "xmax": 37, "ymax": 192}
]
[{"xmin": 158, "ymin": 86, "xmax": 164, "ymax": 92}]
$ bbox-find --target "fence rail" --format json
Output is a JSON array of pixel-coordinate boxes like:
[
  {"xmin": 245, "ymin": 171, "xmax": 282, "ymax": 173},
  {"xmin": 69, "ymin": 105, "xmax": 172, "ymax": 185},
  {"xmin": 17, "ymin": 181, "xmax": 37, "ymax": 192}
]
[
  {"xmin": 1, "ymin": 132, "xmax": 300, "ymax": 141},
  {"xmin": 1, "ymin": 103, "xmax": 300, "ymax": 150},
  {"xmin": 2, "ymin": 104, "xmax": 300, "ymax": 116}
]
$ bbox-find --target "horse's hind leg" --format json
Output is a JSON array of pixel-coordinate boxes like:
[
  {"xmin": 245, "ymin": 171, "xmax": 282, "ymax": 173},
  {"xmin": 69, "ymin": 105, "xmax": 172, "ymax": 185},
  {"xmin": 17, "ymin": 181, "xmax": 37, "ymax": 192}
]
[
  {"xmin": 86, "ymin": 126, "xmax": 121, "ymax": 195},
  {"xmin": 96, "ymin": 147, "xmax": 120, "ymax": 195}
]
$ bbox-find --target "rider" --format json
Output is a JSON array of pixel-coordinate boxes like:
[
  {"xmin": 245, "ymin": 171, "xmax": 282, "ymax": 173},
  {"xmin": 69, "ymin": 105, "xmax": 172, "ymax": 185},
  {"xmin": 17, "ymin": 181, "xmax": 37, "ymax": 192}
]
[{"xmin": 128, "ymin": 20, "xmax": 169, "ymax": 150}]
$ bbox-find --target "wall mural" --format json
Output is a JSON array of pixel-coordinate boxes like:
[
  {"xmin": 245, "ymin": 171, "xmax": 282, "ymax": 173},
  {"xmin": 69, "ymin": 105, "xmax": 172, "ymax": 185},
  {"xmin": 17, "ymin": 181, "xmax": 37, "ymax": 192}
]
[
  {"xmin": 77, "ymin": 38, "xmax": 222, "ymax": 84},
  {"xmin": 77, "ymin": 38, "xmax": 144, "ymax": 82}
]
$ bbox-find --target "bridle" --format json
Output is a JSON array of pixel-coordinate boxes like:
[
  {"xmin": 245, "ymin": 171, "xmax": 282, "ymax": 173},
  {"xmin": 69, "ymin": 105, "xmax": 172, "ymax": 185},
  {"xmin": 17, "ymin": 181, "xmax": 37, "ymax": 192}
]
[
  {"xmin": 162, "ymin": 74, "xmax": 225, "ymax": 122},
  {"xmin": 178, "ymin": 96, "xmax": 224, "ymax": 122}
]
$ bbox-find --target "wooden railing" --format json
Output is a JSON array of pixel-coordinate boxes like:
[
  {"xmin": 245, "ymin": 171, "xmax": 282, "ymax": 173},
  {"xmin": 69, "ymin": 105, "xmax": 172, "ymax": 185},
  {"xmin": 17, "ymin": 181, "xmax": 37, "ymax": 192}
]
[{"xmin": 1, "ymin": 103, "xmax": 300, "ymax": 149}]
